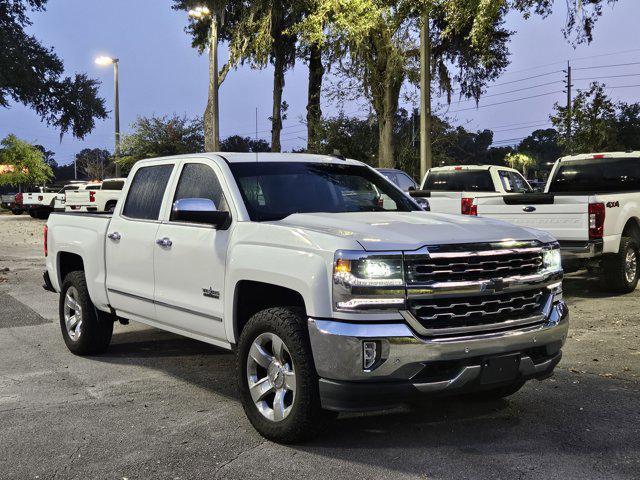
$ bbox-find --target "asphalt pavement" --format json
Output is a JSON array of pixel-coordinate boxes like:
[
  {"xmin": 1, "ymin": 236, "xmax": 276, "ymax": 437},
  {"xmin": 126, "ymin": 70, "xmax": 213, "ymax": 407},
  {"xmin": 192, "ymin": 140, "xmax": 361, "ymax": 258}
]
[{"xmin": 0, "ymin": 214, "xmax": 638, "ymax": 480}]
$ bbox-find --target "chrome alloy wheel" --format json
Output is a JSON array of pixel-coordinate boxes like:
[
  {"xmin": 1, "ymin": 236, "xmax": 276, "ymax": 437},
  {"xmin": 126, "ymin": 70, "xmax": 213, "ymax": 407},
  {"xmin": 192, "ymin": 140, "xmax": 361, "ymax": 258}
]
[
  {"xmin": 625, "ymin": 248, "xmax": 638, "ymax": 284},
  {"xmin": 246, "ymin": 332, "xmax": 296, "ymax": 422},
  {"xmin": 63, "ymin": 286, "xmax": 83, "ymax": 341}
]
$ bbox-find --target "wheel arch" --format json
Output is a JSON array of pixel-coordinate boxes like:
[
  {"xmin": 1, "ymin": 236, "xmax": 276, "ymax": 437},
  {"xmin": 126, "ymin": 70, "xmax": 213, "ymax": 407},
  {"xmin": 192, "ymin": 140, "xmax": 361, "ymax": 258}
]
[
  {"xmin": 622, "ymin": 217, "xmax": 640, "ymax": 246},
  {"xmin": 232, "ymin": 280, "xmax": 307, "ymax": 344}
]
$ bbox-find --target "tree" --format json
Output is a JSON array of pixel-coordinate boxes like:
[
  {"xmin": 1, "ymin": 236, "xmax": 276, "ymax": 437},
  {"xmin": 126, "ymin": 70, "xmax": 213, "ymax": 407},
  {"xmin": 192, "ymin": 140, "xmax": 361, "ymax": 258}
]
[
  {"xmin": 118, "ymin": 115, "xmax": 205, "ymax": 172},
  {"xmin": 1, "ymin": 0, "xmax": 107, "ymax": 138},
  {"xmin": 220, "ymin": 135, "xmax": 271, "ymax": 152},
  {"xmin": 75, "ymin": 148, "xmax": 113, "ymax": 180},
  {"xmin": 0, "ymin": 134, "xmax": 53, "ymax": 187},
  {"xmin": 35, "ymin": 145, "xmax": 57, "ymax": 168},
  {"xmin": 517, "ymin": 128, "xmax": 562, "ymax": 174},
  {"xmin": 551, "ymin": 82, "xmax": 617, "ymax": 153},
  {"xmin": 505, "ymin": 152, "xmax": 536, "ymax": 177},
  {"xmin": 298, "ymin": 1, "xmax": 513, "ymax": 168}
]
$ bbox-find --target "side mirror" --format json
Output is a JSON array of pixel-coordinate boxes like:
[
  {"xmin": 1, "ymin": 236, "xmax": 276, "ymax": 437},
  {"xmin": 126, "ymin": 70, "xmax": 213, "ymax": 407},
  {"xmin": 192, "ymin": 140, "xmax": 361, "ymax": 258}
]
[
  {"xmin": 171, "ymin": 198, "xmax": 231, "ymax": 229},
  {"xmin": 408, "ymin": 185, "xmax": 416, "ymax": 192}
]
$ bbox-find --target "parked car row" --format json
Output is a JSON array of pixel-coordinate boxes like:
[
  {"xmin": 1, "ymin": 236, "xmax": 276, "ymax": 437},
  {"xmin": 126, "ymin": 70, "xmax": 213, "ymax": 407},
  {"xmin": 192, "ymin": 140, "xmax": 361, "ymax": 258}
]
[
  {"xmin": 3, "ymin": 178, "xmax": 128, "ymax": 218},
  {"xmin": 407, "ymin": 151, "xmax": 640, "ymax": 293}
]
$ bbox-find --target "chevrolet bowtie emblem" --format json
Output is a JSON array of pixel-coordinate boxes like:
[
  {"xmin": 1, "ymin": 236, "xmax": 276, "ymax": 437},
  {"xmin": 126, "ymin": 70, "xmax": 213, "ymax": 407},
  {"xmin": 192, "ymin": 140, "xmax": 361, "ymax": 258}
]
[{"xmin": 483, "ymin": 278, "xmax": 506, "ymax": 293}]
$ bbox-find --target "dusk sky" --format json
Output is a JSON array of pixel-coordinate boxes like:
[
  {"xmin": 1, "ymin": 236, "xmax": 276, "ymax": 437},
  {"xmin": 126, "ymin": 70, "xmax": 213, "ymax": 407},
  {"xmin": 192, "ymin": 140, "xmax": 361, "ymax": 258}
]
[{"xmin": 1, "ymin": 0, "xmax": 639, "ymax": 166}]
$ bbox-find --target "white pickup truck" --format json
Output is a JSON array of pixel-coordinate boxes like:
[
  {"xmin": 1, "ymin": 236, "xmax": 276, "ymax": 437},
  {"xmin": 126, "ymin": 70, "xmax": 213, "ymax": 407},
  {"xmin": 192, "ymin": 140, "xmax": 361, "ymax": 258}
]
[
  {"xmin": 412, "ymin": 165, "xmax": 532, "ymax": 215},
  {"xmin": 65, "ymin": 178, "xmax": 126, "ymax": 213},
  {"xmin": 476, "ymin": 152, "xmax": 640, "ymax": 293},
  {"xmin": 44, "ymin": 153, "xmax": 567, "ymax": 442},
  {"xmin": 24, "ymin": 183, "xmax": 88, "ymax": 218}
]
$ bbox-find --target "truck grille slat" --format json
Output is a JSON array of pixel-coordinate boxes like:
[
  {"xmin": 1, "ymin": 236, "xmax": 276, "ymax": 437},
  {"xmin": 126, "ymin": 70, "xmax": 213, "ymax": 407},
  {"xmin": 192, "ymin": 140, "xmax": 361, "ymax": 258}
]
[
  {"xmin": 403, "ymin": 245, "xmax": 550, "ymax": 336},
  {"xmin": 406, "ymin": 251, "xmax": 543, "ymax": 284}
]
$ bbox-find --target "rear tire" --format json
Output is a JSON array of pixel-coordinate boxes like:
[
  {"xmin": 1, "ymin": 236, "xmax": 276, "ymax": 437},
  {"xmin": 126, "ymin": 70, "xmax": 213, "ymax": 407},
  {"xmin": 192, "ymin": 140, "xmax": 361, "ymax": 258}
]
[
  {"xmin": 11, "ymin": 209, "xmax": 23, "ymax": 215},
  {"xmin": 28, "ymin": 210, "xmax": 37, "ymax": 218},
  {"xmin": 601, "ymin": 236, "xmax": 639, "ymax": 293},
  {"xmin": 59, "ymin": 271, "xmax": 113, "ymax": 355},
  {"xmin": 237, "ymin": 307, "xmax": 329, "ymax": 443}
]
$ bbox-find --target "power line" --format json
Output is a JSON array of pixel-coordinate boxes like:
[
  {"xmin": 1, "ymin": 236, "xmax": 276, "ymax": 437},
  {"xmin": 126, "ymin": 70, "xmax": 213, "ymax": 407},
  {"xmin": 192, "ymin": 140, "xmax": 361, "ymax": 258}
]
[
  {"xmin": 573, "ymin": 61, "xmax": 640, "ymax": 71},
  {"xmin": 492, "ymin": 122, "xmax": 553, "ymax": 133},
  {"xmin": 573, "ymin": 72, "xmax": 640, "ymax": 82},
  {"xmin": 485, "ymin": 70, "xmax": 563, "ymax": 89},
  {"xmin": 446, "ymin": 90, "xmax": 563, "ymax": 114}
]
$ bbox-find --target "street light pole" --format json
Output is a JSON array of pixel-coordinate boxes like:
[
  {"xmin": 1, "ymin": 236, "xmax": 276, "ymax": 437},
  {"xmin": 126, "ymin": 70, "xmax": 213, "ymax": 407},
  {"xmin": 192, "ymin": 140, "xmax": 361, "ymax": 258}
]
[
  {"xmin": 95, "ymin": 55, "xmax": 121, "ymax": 177},
  {"xmin": 114, "ymin": 59, "xmax": 121, "ymax": 177}
]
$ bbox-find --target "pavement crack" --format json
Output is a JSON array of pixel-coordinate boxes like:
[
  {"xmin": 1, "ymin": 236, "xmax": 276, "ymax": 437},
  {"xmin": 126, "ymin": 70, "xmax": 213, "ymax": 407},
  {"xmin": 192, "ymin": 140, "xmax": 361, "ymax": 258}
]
[{"xmin": 213, "ymin": 439, "xmax": 267, "ymax": 479}]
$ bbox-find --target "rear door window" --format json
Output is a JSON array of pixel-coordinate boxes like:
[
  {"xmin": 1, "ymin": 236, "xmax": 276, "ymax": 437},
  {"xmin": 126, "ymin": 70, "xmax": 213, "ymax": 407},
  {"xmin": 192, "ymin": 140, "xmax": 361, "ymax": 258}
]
[
  {"xmin": 122, "ymin": 164, "xmax": 174, "ymax": 220},
  {"xmin": 549, "ymin": 157, "xmax": 640, "ymax": 193},
  {"xmin": 498, "ymin": 171, "xmax": 532, "ymax": 193},
  {"xmin": 424, "ymin": 170, "xmax": 494, "ymax": 192}
]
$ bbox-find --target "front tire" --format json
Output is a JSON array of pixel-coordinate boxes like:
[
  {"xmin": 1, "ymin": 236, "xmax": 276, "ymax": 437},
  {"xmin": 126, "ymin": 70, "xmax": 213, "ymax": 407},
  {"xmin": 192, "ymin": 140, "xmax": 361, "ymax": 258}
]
[
  {"xmin": 237, "ymin": 307, "xmax": 327, "ymax": 443},
  {"xmin": 59, "ymin": 271, "xmax": 113, "ymax": 355},
  {"xmin": 601, "ymin": 236, "xmax": 639, "ymax": 293},
  {"xmin": 11, "ymin": 209, "xmax": 23, "ymax": 215}
]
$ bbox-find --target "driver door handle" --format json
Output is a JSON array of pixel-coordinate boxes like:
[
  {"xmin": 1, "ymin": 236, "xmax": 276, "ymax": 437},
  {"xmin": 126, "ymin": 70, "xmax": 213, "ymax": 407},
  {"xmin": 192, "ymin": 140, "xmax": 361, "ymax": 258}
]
[
  {"xmin": 156, "ymin": 237, "xmax": 172, "ymax": 248},
  {"xmin": 107, "ymin": 232, "xmax": 121, "ymax": 241}
]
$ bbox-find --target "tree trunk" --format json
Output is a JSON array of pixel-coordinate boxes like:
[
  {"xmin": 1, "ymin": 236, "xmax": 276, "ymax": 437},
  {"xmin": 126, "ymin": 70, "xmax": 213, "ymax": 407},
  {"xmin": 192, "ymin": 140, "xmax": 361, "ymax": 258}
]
[
  {"xmin": 306, "ymin": 43, "xmax": 323, "ymax": 152},
  {"xmin": 204, "ymin": 16, "xmax": 220, "ymax": 152},
  {"xmin": 271, "ymin": 49, "xmax": 285, "ymax": 153},
  {"xmin": 376, "ymin": 75, "xmax": 402, "ymax": 168}
]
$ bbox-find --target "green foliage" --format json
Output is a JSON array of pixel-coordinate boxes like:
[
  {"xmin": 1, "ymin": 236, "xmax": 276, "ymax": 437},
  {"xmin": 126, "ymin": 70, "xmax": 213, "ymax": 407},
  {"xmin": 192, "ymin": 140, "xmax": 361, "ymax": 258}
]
[
  {"xmin": 75, "ymin": 148, "xmax": 113, "ymax": 180},
  {"xmin": 118, "ymin": 115, "xmax": 205, "ymax": 172},
  {"xmin": 516, "ymin": 128, "xmax": 562, "ymax": 173},
  {"xmin": 0, "ymin": 134, "xmax": 53, "ymax": 186},
  {"xmin": 220, "ymin": 135, "xmax": 271, "ymax": 152},
  {"xmin": 550, "ymin": 82, "xmax": 640, "ymax": 153},
  {"xmin": 0, "ymin": 0, "xmax": 107, "ymax": 138},
  {"xmin": 505, "ymin": 152, "xmax": 536, "ymax": 176}
]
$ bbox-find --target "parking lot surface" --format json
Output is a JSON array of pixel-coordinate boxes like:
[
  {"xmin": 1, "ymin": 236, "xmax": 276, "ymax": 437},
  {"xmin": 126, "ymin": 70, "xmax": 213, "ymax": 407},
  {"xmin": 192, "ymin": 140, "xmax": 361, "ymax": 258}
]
[{"xmin": 1, "ymin": 214, "xmax": 639, "ymax": 480}]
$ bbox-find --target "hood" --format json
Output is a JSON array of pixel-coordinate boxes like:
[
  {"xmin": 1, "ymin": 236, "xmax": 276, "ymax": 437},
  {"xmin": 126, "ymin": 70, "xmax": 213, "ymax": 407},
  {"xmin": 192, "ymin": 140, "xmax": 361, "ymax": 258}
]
[{"xmin": 274, "ymin": 211, "xmax": 555, "ymax": 251}]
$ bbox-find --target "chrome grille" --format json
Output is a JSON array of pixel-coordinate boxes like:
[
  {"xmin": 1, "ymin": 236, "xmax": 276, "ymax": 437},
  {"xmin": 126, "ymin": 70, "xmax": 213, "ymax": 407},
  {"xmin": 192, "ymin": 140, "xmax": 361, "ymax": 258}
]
[
  {"xmin": 407, "ymin": 290, "xmax": 547, "ymax": 336},
  {"xmin": 405, "ymin": 249, "xmax": 543, "ymax": 284}
]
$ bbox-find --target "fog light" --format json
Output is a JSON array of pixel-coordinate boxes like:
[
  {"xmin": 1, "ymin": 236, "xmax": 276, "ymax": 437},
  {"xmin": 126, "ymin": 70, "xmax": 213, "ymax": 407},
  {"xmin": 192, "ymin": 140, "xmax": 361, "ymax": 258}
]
[{"xmin": 363, "ymin": 341, "xmax": 378, "ymax": 370}]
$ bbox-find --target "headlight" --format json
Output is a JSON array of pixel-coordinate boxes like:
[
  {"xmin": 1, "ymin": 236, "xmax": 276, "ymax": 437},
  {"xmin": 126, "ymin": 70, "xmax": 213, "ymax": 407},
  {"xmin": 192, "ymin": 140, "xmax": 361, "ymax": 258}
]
[
  {"xmin": 333, "ymin": 250, "xmax": 405, "ymax": 312},
  {"xmin": 542, "ymin": 245, "xmax": 562, "ymax": 274}
]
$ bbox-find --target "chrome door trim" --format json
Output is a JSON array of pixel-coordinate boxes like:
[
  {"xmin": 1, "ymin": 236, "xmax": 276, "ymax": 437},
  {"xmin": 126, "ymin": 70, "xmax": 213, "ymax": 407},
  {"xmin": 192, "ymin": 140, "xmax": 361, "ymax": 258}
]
[{"xmin": 107, "ymin": 288, "xmax": 222, "ymax": 322}]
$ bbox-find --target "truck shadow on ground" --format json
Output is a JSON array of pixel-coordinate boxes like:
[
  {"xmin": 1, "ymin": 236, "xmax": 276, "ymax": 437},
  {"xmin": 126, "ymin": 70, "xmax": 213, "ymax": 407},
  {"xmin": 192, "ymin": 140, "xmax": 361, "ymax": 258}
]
[
  {"xmin": 91, "ymin": 327, "xmax": 640, "ymax": 477},
  {"xmin": 562, "ymin": 273, "xmax": 634, "ymax": 300}
]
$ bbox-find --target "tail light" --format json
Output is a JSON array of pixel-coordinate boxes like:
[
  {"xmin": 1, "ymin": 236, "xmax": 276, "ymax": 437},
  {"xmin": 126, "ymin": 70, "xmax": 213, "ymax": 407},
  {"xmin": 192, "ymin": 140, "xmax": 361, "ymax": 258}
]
[
  {"xmin": 461, "ymin": 197, "xmax": 477, "ymax": 216},
  {"xmin": 15, "ymin": 193, "xmax": 23, "ymax": 205},
  {"xmin": 89, "ymin": 191, "xmax": 95, "ymax": 202},
  {"xmin": 588, "ymin": 202, "xmax": 605, "ymax": 239},
  {"xmin": 44, "ymin": 225, "xmax": 48, "ymax": 257}
]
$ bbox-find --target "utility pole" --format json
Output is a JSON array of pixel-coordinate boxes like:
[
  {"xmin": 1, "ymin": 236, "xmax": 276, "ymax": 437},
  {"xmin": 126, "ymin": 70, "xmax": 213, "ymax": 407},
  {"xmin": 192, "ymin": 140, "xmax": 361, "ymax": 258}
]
[
  {"xmin": 566, "ymin": 61, "xmax": 572, "ymax": 147},
  {"xmin": 420, "ymin": 11, "xmax": 433, "ymax": 182}
]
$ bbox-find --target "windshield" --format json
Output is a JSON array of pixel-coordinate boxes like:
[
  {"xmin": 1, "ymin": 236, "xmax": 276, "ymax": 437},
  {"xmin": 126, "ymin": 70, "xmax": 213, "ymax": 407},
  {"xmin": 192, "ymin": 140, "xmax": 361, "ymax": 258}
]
[
  {"xmin": 229, "ymin": 162, "xmax": 419, "ymax": 221},
  {"xmin": 549, "ymin": 157, "xmax": 640, "ymax": 193}
]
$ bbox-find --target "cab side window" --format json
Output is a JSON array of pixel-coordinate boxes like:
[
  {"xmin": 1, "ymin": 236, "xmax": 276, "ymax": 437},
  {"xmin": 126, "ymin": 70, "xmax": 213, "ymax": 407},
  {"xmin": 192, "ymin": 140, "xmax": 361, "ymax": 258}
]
[
  {"xmin": 122, "ymin": 164, "xmax": 174, "ymax": 220},
  {"xmin": 171, "ymin": 163, "xmax": 229, "ymax": 220}
]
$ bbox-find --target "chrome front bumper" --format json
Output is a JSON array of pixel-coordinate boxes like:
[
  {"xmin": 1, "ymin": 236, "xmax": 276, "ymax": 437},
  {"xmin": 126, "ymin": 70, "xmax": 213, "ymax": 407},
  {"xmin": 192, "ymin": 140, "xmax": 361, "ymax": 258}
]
[{"xmin": 308, "ymin": 300, "xmax": 568, "ymax": 411}]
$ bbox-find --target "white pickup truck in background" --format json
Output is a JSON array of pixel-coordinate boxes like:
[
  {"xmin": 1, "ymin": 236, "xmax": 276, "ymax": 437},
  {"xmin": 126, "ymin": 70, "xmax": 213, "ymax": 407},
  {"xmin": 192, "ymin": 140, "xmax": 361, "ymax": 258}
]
[
  {"xmin": 65, "ymin": 178, "xmax": 126, "ymax": 213},
  {"xmin": 24, "ymin": 183, "xmax": 88, "ymax": 218},
  {"xmin": 476, "ymin": 152, "xmax": 640, "ymax": 293},
  {"xmin": 44, "ymin": 152, "xmax": 567, "ymax": 443},
  {"xmin": 412, "ymin": 165, "xmax": 532, "ymax": 215}
]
